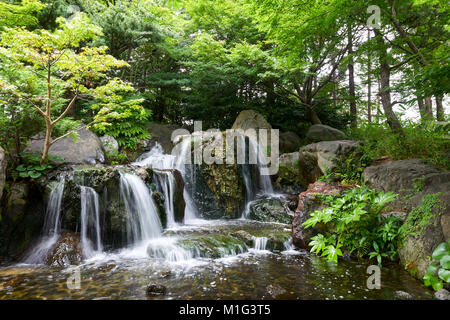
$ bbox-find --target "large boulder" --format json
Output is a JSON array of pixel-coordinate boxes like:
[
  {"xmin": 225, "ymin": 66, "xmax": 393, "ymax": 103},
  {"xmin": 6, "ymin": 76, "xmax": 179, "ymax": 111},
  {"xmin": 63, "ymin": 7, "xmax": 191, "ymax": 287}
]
[
  {"xmin": 25, "ymin": 128, "xmax": 105, "ymax": 164},
  {"xmin": 143, "ymin": 123, "xmax": 184, "ymax": 154},
  {"xmin": 292, "ymin": 181, "xmax": 352, "ymax": 249},
  {"xmin": 306, "ymin": 124, "xmax": 347, "ymax": 142},
  {"xmin": 0, "ymin": 182, "xmax": 45, "ymax": 260},
  {"xmin": 0, "ymin": 146, "xmax": 6, "ymax": 201},
  {"xmin": 175, "ymin": 132, "xmax": 247, "ymax": 219},
  {"xmin": 248, "ymin": 197, "xmax": 293, "ymax": 224},
  {"xmin": 298, "ymin": 140, "xmax": 361, "ymax": 187},
  {"xmin": 100, "ymin": 135, "xmax": 119, "ymax": 155},
  {"xmin": 279, "ymin": 131, "xmax": 302, "ymax": 153},
  {"xmin": 232, "ymin": 110, "xmax": 272, "ymax": 131},
  {"xmin": 363, "ymin": 159, "xmax": 450, "ymax": 279},
  {"xmin": 274, "ymin": 152, "xmax": 303, "ymax": 195}
]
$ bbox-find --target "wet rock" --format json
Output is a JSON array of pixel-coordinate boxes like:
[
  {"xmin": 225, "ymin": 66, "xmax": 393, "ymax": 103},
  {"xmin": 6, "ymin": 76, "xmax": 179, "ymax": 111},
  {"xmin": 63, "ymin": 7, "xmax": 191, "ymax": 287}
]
[
  {"xmin": 232, "ymin": 230, "xmax": 254, "ymax": 246},
  {"xmin": 0, "ymin": 146, "xmax": 6, "ymax": 201},
  {"xmin": 146, "ymin": 284, "xmax": 167, "ymax": 297},
  {"xmin": 248, "ymin": 198, "xmax": 292, "ymax": 224},
  {"xmin": 306, "ymin": 124, "xmax": 347, "ymax": 142},
  {"xmin": 364, "ymin": 159, "xmax": 450, "ymax": 279},
  {"xmin": 279, "ymin": 131, "xmax": 302, "ymax": 153},
  {"xmin": 153, "ymin": 169, "xmax": 185, "ymax": 223},
  {"xmin": 0, "ymin": 182, "xmax": 45, "ymax": 260},
  {"xmin": 435, "ymin": 288, "xmax": 450, "ymax": 300},
  {"xmin": 298, "ymin": 140, "xmax": 361, "ymax": 187},
  {"xmin": 152, "ymin": 191, "xmax": 167, "ymax": 229},
  {"xmin": 292, "ymin": 181, "xmax": 352, "ymax": 249},
  {"xmin": 394, "ymin": 290, "xmax": 413, "ymax": 300},
  {"xmin": 266, "ymin": 284, "xmax": 287, "ymax": 298},
  {"xmin": 46, "ymin": 231, "xmax": 82, "ymax": 268},
  {"xmin": 275, "ymin": 152, "xmax": 303, "ymax": 195},
  {"xmin": 25, "ymin": 128, "xmax": 105, "ymax": 164},
  {"xmin": 100, "ymin": 135, "xmax": 119, "ymax": 155},
  {"xmin": 176, "ymin": 235, "xmax": 247, "ymax": 258}
]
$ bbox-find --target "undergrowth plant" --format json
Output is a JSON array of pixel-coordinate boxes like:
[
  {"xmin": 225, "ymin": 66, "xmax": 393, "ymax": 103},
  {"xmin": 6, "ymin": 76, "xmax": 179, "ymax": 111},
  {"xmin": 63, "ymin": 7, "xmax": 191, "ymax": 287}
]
[
  {"xmin": 423, "ymin": 241, "xmax": 450, "ymax": 291},
  {"xmin": 303, "ymin": 187, "xmax": 401, "ymax": 265},
  {"xmin": 13, "ymin": 152, "xmax": 62, "ymax": 180}
]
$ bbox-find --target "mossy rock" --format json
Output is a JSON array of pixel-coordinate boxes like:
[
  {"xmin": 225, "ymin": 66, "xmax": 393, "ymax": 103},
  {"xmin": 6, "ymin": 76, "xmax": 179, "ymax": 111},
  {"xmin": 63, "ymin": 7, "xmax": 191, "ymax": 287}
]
[
  {"xmin": 248, "ymin": 198, "xmax": 292, "ymax": 224},
  {"xmin": 176, "ymin": 235, "xmax": 247, "ymax": 258}
]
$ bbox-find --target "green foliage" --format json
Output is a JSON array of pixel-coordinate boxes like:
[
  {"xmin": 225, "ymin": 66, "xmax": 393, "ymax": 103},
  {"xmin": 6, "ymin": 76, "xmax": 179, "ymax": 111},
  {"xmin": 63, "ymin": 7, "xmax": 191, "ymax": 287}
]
[
  {"xmin": 13, "ymin": 152, "xmax": 62, "ymax": 180},
  {"xmin": 423, "ymin": 241, "xmax": 450, "ymax": 291},
  {"xmin": 303, "ymin": 187, "xmax": 400, "ymax": 265},
  {"xmin": 399, "ymin": 193, "xmax": 444, "ymax": 238},
  {"xmin": 352, "ymin": 121, "xmax": 450, "ymax": 170}
]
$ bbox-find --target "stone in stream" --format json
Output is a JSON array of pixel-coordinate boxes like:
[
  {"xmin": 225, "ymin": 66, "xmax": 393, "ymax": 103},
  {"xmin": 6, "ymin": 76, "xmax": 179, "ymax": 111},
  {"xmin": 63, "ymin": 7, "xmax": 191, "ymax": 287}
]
[
  {"xmin": 394, "ymin": 290, "xmax": 413, "ymax": 300},
  {"xmin": 434, "ymin": 288, "xmax": 450, "ymax": 300},
  {"xmin": 146, "ymin": 284, "xmax": 167, "ymax": 297},
  {"xmin": 248, "ymin": 198, "xmax": 292, "ymax": 224},
  {"xmin": 46, "ymin": 231, "xmax": 82, "ymax": 268}
]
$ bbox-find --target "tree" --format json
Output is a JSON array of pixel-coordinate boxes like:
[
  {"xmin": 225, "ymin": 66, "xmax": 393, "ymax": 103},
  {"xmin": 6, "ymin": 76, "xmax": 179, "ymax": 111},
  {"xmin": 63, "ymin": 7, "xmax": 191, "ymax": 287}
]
[
  {"xmin": 0, "ymin": 0, "xmax": 44, "ymax": 28},
  {"xmin": 0, "ymin": 13, "xmax": 144, "ymax": 163}
]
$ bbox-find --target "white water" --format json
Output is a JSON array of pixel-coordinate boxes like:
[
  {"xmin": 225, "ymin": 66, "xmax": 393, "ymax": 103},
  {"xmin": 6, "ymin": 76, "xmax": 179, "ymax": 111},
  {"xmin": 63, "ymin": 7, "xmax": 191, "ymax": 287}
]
[
  {"xmin": 252, "ymin": 237, "xmax": 269, "ymax": 251},
  {"xmin": 23, "ymin": 178, "xmax": 65, "ymax": 264},
  {"xmin": 80, "ymin": 186, "xmax": 102, "ymax": 258},
  {"xmin": 119, "ymin": 173, "xmax": 163, "ymax": 244},
  {"xmin": 153, "ymin": 170, "xmax": 177, "ymax": 227}
]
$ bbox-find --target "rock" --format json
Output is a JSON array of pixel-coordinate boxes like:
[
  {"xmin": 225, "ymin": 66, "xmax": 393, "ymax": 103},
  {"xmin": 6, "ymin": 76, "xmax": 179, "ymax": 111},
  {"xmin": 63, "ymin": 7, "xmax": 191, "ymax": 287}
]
[
  {"xmin": 146, "ymin": 284, "xmax": 167, "ymax": 297},
  {"xmin": 248, "ymin": 198, "xmax": 293, "ymax": 224},
  {"xmin": 153, "ymin": 169, "xmax": 185, "ymax": 224},
  {"xmin": 435, "ymin": 288, "xmax": 450, "ymax": 300},
  {"xmin": 25, "ymin": 128, "xmax": 105, "ymax": 164},
  {"xmin": 0, "ymin": 146, "xmax": 6, "ymax": 201},
  {"xmin": 232, "ymin": 110, "xmax": 272, "ymax": 131},
  {"xmin": 0, "ymin": 182, "xmax": 45, "ymax": 260},
  {"xmin": 306, "ymin": 124, "xmax": 347, "ymax": 142},
  {"xmin": 143, "ymin": 123, "xmax": 184, "ymax": 154},
  {"xmin": 100, "ymin": 135, "xmax": 119, "ymax": 155},
  {"xmin": 152, "ymin": 191, "xmax": 167, "ymax": 229},
  {"xmin": 175, "ymin": 132, "xmax": 246, "ymax": 219},
  {"xmin": 275, "ymin": 152, "xmax": 303, "ymax": 195},
  {"xmin": 298, "ymin": 140, "xmax": 361, "ymax": 187},
  {"xmin": 292, "ymin": 181, "xmax": 352, "ymax": 249},
  {"xmin": 394, "ymin": 290, "xmax": 413, "ymax": 300},
  {"xmin": 363, "ymin": 159, "xmax": 450, "ymax": 279},
  {"xmin": 232, "ymin": 230, "xmax": 254, "ymax": 246},
  {"xmin": 46, "ymin": 231, "xmax": 82, "ymax": 268},
  {"xmin": 279, "ymin": 131, "xmax": 302, "ymax": 153}
]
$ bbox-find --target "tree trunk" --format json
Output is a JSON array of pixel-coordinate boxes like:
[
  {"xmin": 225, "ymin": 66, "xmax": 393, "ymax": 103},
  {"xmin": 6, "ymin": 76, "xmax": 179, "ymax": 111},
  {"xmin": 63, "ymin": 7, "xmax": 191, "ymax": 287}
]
[
  {"xmin": 424, "ymin": 97, "xmax": 433, "ymax": 119},
  {"xmin": 375, "ymin": 31, "xmax": 404, "ymax": 134},
  {"xmin": 305, "ymin": 104, "xmax": 322, "ymax": 125},
  {"xmin": 348, "ymin": 24, "xmax": 357, "ymax": 127},
  {"xmin": 436, "ymin": 96, "xmax": 445, "ymax": 121},
  {"xmin": 417, "ymin": 98, "xmax": 426, "ymax": 120}
]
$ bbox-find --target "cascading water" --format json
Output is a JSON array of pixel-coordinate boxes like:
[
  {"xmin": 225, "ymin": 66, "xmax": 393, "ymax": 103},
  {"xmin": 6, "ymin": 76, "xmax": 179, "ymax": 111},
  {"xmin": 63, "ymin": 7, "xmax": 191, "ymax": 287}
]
[
  {"xmin": 23, "ymin": 177, "xmax": 65, "ymax": 264},
  {"xmin": 252, "ymin": 237, "xmax": 269, "ymax": 251},
  {"xmin": 80, "ymin": 186, "xmax": 102, "ymax": 258},
  {"xmin": 119, "ymin": 173, "xmax": 163, "ymax": 245},
  {"xmin": 153, "ymin": 170, "xmax": 177, "ymax": 227}
]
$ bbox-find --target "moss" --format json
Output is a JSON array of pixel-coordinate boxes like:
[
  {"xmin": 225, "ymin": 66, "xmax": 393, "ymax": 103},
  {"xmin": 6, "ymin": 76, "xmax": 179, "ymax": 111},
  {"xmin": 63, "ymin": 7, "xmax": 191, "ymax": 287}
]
[
  {"xmin": 277, "ymin": 165, "xmax": 302, "ymax": 186},
  {"xmin": 176, "ymin": 234, "xmax": 247, "ymax": 258},
  {"xmin": 399, "ymin": 193, "xmax": 444, "ymax": 240}
]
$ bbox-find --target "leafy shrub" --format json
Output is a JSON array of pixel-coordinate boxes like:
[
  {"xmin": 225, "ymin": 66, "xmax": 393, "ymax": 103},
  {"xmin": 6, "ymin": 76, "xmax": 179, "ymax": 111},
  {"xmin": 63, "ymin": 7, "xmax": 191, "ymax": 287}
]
[
  {"xmin": 303, "ymin": 187, "xmax": 400, "ymax": 264},
  {"xmin": 13, "ymin": 152, "xmax": 62, "ymax": 180},
  {"xmin": 423, "ymin": 241, "xmax": 450, "ymax": 291},
  {"xmin": 351, "ymin": 121, "xmax": 450, "ymax": 170}
]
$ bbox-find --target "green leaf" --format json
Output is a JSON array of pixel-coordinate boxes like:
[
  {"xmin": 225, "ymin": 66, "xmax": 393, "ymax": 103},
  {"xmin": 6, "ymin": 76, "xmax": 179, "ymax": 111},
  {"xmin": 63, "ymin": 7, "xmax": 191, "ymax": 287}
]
[
  {"xmin": 432, "ymin": 242, "xmax": 450, "ymax": 260},
  {"xmin": 15, "ymin": 165, "xmax": 26, "ymax": 172},
  {"xmin": 438, "ymin": 268, "xmax": 450, "ymax": 283},
  {"xmin": 19, "ymin": 171, "xmax": 29, "ymax": 178},
  {"xmin": 440, "ymin": 255, "xmax": 450, "ymax": 269},
  {"xmin": 426, "ymin": 262, "xmax": 438, "ymax": 276},
  {"xmin": 28, "ymin": 171, "xmax": 41, "ymax": 179}
]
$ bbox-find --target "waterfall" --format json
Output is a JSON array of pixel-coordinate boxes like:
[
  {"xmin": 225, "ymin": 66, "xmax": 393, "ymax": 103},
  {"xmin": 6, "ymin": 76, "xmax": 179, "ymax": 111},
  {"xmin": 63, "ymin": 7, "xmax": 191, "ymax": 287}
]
[
  {"xmin": 119, "ymin": 173, "xmax": 162, "ymax": 244},
  {"xmin": 154, "ymin": 170, "xmax": 177, "ymax": 227},
  {"xmin": 23, "ymin": 177, "xmax": 65, "ymax": 264},
  {"xmin": 80, "ymin": 186, "xmax": 102, "ymax": 258},
  {"xmin": 252, "ymin": 237, "xmax": 269, "ymax": 251}
]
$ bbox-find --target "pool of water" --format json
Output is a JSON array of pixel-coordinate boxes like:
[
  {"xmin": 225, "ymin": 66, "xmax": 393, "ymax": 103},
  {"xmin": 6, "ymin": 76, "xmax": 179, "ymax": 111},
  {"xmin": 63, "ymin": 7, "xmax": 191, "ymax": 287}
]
[{"xmin": 0, "ymin": 220, "xmax": 433, "ymax": 300}]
